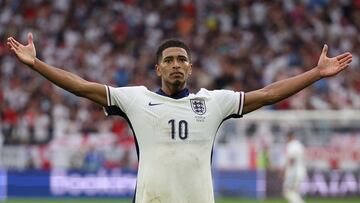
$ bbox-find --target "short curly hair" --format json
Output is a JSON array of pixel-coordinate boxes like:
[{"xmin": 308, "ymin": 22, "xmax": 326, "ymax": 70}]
[{"xmin": 156, "ymin": 39, "xmax": 191, "ymax": 63}]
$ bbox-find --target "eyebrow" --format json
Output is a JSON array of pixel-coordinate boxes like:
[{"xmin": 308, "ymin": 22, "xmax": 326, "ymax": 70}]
[{"xmin": 163, "ymin": 55, "xmax": 188, "ymax": 61}]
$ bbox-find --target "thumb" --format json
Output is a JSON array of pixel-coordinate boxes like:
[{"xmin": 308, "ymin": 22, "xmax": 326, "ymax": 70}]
[
  {"xmin": 28, "ymin": 32, "xmax": 34, "ymax": 45},
  {"xmin": 321, "ymin": 44, "xmax": 328, "ymax": 56}
]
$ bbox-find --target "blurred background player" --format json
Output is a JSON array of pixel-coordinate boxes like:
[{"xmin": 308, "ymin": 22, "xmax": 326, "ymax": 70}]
[{"xmin": 283, "ymin": 131, "xmax": 307, "ymax": 203}]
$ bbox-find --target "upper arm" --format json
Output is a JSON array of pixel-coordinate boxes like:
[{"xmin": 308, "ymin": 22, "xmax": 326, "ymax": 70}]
[
  {"xmin": 105, "ymin": 86, "xmax": 142, "ymax": 113},
  {"xmin": 211, "ymin": 90, "xmax": 244, "ymax": 119},
  {"xmin": 243, "ymin": 88, "xmax": 269, "ymax": 115},
  {"xmin": 79, "ymin": 82, "xmax": 107, "ymax": 106}
]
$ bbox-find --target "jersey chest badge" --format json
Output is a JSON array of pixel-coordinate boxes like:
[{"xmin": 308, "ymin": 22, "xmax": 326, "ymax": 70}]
[{"xmin": 190, "ymin": 98, "xmax": 206, "ymax": 115}]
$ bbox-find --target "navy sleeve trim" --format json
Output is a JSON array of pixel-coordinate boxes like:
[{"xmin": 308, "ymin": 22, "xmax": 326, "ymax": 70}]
[
  {"xmin": 237, "ymin": 91, "xmax": 244, "ymax": 116},
  {"xmin": 106, "ymin": 85, "xmax": 111, "ymax": 106}
]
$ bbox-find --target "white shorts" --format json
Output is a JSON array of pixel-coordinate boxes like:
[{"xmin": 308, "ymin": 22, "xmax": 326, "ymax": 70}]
[{"xmin": 283, "ymin": 172, "xmax": 305, "ymax": 191}]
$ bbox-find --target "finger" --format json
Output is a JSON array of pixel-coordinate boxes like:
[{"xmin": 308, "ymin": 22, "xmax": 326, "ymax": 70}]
[
  {"xmin": 7, "ymin": 42, "xmax": 14, "ymax": 50},
  {"xmin": 28, "ymin": 32, "xmax": 33, "ymax": 44},
  {"xmin": 338, "ymin": 55, "xmax": 352, "ymax": 65},
  {"xmin": 8, "ymin": 38, "xmax": 19, "ymax": 49},
  {"xmin": 9, "ymin": 37, "xmax": 21, "ymax": 48},
  {"xmin": 336, "ymin": 52, "xmax": 351, "ymax": 61},
  {"xmin": 321, "ymin": 44, "xmax": 328, "ymax": 56},
  {"xmin": 338, "ymin": 63, "xmax": 350, "ymax": 71},
  {"xmin": 339, "ymin": 58, "xmax": 352, "ymax": 69},
  {"xmin": 7, "ymin": 42, "xmax": 18, "ymax": 53},
  {"xmin": 12, "ymin": 37, "xmax": 21, "ymax": 46}
]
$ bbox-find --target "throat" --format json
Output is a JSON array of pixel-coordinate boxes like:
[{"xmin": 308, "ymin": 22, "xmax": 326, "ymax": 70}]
[
  {"xmin": 157, "ymin": 86, "xmax": 189, "ymax": 99},
  {"xmin": 163, "ymin": 81, "xmax": 185, "ymax": 95}
]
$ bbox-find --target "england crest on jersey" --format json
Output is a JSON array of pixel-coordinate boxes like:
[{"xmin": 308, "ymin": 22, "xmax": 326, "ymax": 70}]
[{"xmin": 190, "ymin": 98, "xmax": 206, "ymax": 115}]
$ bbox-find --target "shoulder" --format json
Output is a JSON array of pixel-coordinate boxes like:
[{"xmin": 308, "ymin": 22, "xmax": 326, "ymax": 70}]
[
  {"xmin": 109, "ymin": 85, "xmax": 147, "ymax": 91},
  {"xmin": 108, "ymin": 85, "xmax": 148, "ymax": 94},
  {"xmin": 294, "ymin": 140, "xmax": 305, "ymax": 149},
  {"xmin": 194, "ymin": 88, "xmax": 238, "ymax": 97},
  {"xmin": 194, "ymin": 89, "xmax": 242, "ymax": 104}
]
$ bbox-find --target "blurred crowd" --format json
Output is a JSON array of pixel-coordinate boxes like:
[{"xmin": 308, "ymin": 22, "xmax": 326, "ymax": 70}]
[{"xmin": 1, "ymin": 0, "xmax": 360, "ymax": 169}]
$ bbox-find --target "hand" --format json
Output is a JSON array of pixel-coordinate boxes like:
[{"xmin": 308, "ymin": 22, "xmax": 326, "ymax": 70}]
[
  {"xmin": 7, "ymin": 32, "xmax": 36, "ymax": 67},
  {"xmin": 317, "ymin": 44, "xmax": 352, "ymax": 78}
]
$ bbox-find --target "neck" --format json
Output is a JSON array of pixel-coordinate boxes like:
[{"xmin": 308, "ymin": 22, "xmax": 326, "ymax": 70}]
[{"xmin": 162, "ymin": 82, "xmax": 186, "ymax": 96}]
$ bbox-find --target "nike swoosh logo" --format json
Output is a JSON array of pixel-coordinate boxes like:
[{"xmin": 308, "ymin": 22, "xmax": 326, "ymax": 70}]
[{"xmin": 148, "ymin": 102, "xmax": 163, "ymax": 106}]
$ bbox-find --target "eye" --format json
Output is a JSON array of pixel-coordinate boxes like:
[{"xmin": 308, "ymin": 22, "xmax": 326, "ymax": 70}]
[
  {"xmin": 179, "ymin": 58, "xmax": 187, "ymax": 62},
  {"xmin": 163, "ymin": 58, "xmax": 172, "ymax": 64}
]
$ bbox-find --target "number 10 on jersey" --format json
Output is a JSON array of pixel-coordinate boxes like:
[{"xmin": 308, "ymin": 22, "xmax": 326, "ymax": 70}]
[{"xmin": 168, "ymin": 119, "xmax": 188, "ymax": 140}]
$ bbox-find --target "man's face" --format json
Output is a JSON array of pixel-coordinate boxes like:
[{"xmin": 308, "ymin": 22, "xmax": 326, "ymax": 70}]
[{"xmin": 156, "ymin": 47, "xmax": 192, "ymax": 87}]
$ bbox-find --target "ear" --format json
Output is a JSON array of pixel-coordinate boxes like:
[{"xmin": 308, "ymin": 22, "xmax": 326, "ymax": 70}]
[
  {"xmin": 189, "ymin": 63, "xmax": 193, "ymax": 75},
  {"xmin": 155, "ymin": 64, "xmax": 162, "ymax": 77}
]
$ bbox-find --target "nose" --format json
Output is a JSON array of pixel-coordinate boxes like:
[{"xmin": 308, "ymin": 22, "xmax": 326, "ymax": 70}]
[{"xmin": 172, "ymin": 59, "xmax": 180, "ymax": 69}]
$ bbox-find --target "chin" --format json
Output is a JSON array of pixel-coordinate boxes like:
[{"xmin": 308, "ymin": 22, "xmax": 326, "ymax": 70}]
[{"xmin": 173, "ymin": 80, "xmax": 184, "ymax": 87}]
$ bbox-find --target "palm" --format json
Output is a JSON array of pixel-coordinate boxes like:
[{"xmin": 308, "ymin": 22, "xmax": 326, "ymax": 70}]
[
  {"xmin": 19, "ymin": 41, "xmax": 36, "ymax": 61},
  {"xmin": 317, "ymin": 45, "xmax": 352, "ymax": 77},
  {"xmin": 7, "ymin": 33, "xmax": 36, "ymax": 66}
]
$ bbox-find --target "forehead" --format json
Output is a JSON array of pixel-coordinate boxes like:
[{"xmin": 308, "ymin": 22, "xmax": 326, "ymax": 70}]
[{"xmin": 162, "ymin": 47, "xmax": 188, "ymax": 59}]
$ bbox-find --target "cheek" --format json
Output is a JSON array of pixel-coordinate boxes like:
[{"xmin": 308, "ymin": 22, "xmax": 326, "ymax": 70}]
[{"xmin": 158, "ymin": 67, "xmax": 169, "ymax": 76}]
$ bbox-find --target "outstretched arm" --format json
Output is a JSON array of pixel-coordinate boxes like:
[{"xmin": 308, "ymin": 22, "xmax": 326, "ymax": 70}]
[
  {"xmin": 243, "ymin": 45, "xmax": 352, "ymax": 114},
  {"xmin": 7, "ymin": 33, "xmax": 107, "ymax": 106}
]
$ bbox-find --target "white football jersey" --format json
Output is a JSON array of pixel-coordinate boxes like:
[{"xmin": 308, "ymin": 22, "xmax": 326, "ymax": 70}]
[{"xmin": 104, "ymin": 85, "xmax": 244, "ymax": 203}]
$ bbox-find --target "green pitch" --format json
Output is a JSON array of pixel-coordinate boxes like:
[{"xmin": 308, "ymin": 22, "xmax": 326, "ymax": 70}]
[{"xmin": 3, "ymin": 198, "xmax": 360, "ymax": 203}]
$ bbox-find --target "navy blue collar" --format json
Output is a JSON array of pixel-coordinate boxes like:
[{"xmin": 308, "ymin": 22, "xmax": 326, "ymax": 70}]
[{"xmin": 156, "ymin": 88, "xmax": 189, "ymax": 99}]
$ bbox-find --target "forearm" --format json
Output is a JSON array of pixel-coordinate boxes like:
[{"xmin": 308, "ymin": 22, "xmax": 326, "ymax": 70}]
[
  {"xmin": 263, "ymin": 67, "xmax": 321, "ymax": 105},
  {"xmin": 243, "ymin": 45, "xmax": 351, "ymax": 114},
  {"xmin": 31, "ymin": 58, "xmax": 88, "ymax": 96}
]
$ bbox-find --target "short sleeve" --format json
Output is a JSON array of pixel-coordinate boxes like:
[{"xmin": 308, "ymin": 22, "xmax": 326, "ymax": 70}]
[
  {"xmin": 212, "ymin": 90, "xmax": 245, "ymax": 119},
  {"xmin": 103, "ymin": 85, "xmax": 142, "ymax": 116}
]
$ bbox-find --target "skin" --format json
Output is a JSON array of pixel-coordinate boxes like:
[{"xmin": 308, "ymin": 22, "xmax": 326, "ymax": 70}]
[
  {"xmin": 155, "ymin": 47, "xmax": 192, "ymax": 96},
  {"xmin": 7, "ymin": 33, "xmax": 108, "ymax": 106},
  {"xmin": 7, "ymin": 32, "xmax": 353, "ymax": 115},
  {"xmin": 7, "ymin": 33, "xmax": 350, "ymax": 203}
]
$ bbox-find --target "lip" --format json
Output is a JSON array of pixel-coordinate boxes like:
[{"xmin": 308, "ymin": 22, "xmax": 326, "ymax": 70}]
[{"xmin": 170, "ymin": 72, "xmax": 184, "ymax": 76}]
